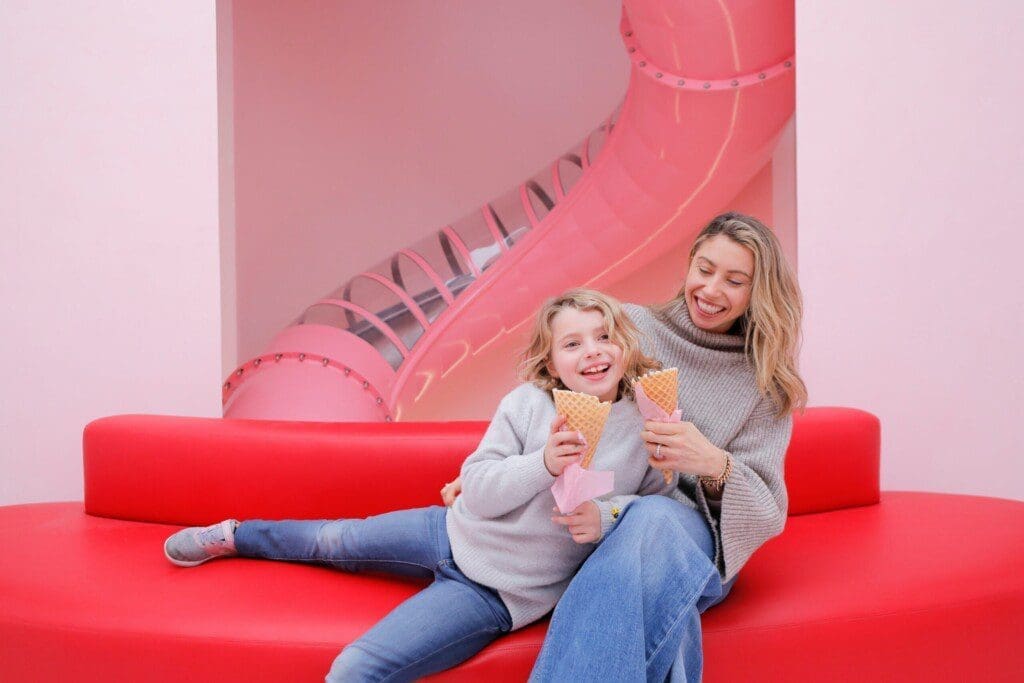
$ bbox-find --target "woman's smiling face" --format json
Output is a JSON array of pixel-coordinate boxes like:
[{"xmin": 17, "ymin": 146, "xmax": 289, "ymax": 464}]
[{"xmin": 683, "ymin": 234, "xmax": 755, "ymax": 333}]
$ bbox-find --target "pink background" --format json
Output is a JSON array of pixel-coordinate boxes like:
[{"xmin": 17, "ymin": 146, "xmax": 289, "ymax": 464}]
[
  {"xmin": 1, "ymin": 1, "xmax": 222, "ymax": 505},
  {"xmin": 1, "ymin": 1, "xmax": 1020, "ymax": 505},
  {"xmin": 796, "ymin": 0, "xmax": 1024, "ymax": 501}
]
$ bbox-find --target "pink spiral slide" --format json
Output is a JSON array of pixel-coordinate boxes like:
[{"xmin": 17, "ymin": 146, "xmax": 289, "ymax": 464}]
[{"xmin": 222, "ymin": 0, "xmax": 795, "ymax": 423}]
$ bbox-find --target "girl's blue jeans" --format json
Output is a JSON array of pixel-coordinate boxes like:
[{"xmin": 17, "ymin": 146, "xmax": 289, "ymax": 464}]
[
  {"xmin": 529, "ymin": 495, "xmax": 732, "ymax": 683},
  {"xmin": 234, "ymin": 506, "xmax": 511, "ymax": 682}
]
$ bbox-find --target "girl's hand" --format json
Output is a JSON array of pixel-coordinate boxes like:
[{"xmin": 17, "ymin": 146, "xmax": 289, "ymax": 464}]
[
  {"xmin": 544, "ymin": 415, "xmax": 586, "ymax": 476},
  {"xmin": 641, "ymin": 420, "xmax": 727, "ymax": 478},
  {"xmin": 551, "ymin": 501, "xmax": 601, "ymax": 544},
  {"xmin": 440, "ymin": 476, "xmax": 462, "ymax": 507}
]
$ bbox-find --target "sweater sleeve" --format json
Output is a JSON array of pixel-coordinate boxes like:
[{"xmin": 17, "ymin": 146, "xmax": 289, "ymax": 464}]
[
  {"xmin": 693, "ymin": 395, "xmax": 791, "ymax": 581},
  {"xmin": 592, "ymin": 468, "xmax": 678, "ymax": 541},
  {"xmin": 459, "ymin": 389, "xmax": 556, "ymax": 519}
]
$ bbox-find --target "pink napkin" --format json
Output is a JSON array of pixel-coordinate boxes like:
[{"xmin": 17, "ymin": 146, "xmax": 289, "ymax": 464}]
[
  {"xmin": 550, "ymin": 463, "xmax": 614, "ymax": 515},
  {"xmin": 634, "ymin": 383, "xmax": 683, "ymax": 423},
  {"xmin": 635, "ymin": 384, "xmax": 682, "ymax": 471}
]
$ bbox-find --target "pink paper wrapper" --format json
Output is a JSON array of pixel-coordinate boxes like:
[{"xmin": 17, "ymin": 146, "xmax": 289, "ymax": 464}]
[
  {"xmin": 550, "ymin": 463, "xmax": 614, "ymax": 515},
  {"xmin": 635, "ymin": 384, "xmax": 681, "ymax": 482},
  {"xmin": 634, "ymin": 383, "xmax": 683, "ymax": 424}
]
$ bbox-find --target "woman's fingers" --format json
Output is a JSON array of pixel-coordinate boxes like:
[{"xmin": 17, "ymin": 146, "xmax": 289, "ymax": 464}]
[
  {"xmin": 640, "ymin": 429, "xmax": 670, "ymax": 445},
  {"xmin": 644, "ymin": 420, "xmax": 685, "ymax": 435}
]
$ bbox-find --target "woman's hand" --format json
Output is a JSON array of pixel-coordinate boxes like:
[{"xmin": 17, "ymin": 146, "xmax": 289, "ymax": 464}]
[
  {"xmin": 641, "ymin": 420, "xmax": 727, "ymax": 478},
  {"xmin": 551, "ymin": 501, "xmax": 601, "ymax": 544},
  {"xmin": 440, "ymin": 476, "xmax": 463, "ymax": 507},
  {"xmin": 544, "ymin": 415, "xmax": 586, "ymax": 476}
]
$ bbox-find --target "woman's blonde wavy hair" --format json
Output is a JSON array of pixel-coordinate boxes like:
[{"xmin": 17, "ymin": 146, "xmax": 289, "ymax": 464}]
[
  {"xmin": 519, "ymin": 288, "xmax": 660, "ymax": 401},
  {"xmin": 666, "ymin": 212, "xmax": 807, "ymax": 416}
]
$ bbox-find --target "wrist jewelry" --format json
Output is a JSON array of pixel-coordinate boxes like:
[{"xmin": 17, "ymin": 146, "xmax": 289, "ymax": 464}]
[{"xmin": 699, "ymin": 451, "xmax": 732, "ymax": 493}]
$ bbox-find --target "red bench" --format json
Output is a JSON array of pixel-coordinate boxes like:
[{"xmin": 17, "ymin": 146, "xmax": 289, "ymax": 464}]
[{"xmin": 1, "ymin": 407, "xmax": 1022, "ymax": 681}]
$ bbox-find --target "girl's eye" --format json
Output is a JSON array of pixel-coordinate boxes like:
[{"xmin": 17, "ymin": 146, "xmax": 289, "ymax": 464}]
[
  {"xmin": 565, "ymin": 341, "xmax": 578, "ymax": 349},
  {"xmin": 699, "ymin": 268, "xmax": 712, "ymax": 276},
  {"xmin": 599, "ymin": 334, "xmax": 610, "ymax": 341}
]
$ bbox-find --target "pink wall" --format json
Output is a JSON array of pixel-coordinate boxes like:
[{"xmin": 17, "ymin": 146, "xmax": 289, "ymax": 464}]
[
  {"xmin": 796, "ymin": 1, "xmax": 1024, "ymax": 500},
  {"xmin": 0, "ymin": 2, "xmax": 222, "ymax": 505}
]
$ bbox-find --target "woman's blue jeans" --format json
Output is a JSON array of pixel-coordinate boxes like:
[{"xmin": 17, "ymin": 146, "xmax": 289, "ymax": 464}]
[
  {"xmin": 234, "ymin": 506, "xmax": 511, "ymax": 683},
  {"xmin": 529, "ymin": 496, "xmax": 731, "ymax": 683}
]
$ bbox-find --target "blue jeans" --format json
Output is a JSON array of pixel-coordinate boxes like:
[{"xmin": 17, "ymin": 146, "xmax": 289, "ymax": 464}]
[
  {"xmin": 529, "ymin": 496, "xmax": 731, "ymax": 683},
  {"xmin": 234, "ymin": 506, "xmax": 512, "ymax": 682}
]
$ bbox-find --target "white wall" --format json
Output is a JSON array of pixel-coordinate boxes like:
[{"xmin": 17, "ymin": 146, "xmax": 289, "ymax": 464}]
[
  {"xmin": 0, "ymin": 2, "xmax": 222, "ymax": 505},
  {"xmin": 797, "ymin": 0, "xmax": 1024, "ymax": 500}
]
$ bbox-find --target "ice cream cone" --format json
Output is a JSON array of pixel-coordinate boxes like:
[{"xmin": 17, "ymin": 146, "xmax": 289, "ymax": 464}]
[
  {"xmin": 553, "ymin": 389, "xmax": 612, "ymax": 469},
  {"xmin": 635, "ymin": 368, "xmax": 680, "ymax": 483}
]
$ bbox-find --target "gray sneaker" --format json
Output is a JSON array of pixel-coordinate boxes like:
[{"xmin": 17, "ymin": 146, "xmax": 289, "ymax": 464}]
[{"xmin": 164, "ymin": 520, "xmax": 239, "ymax": 567}]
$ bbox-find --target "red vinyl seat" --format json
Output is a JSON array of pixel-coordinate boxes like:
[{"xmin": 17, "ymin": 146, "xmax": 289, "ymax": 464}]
[{"xmin": 1, "ymin": 408, "xmax": 1022, "ymax": 681}]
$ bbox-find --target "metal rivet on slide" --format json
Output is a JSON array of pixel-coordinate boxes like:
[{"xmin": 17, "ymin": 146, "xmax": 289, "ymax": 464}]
[
  {"xmin": 236, "ymin": 368, "xmax": 244, "ymax": 376},
  {"xmin": 785, "ymin": 61, "xmax": 792, "ymax": 68},
  {"xmin": 703, "ymin": 82, "xmax": 711, "ymax": 89},
  {"xmin": 759, "ymin": 73, "xmax": 766, "ymax": 79},
  {"xmin": 344, "ymin": 367, "xmax": 351, "ymax": 376},
  {"xmin": 223, "ymin": 382, "xmax": 231, "ymax": 390},
  {"xmin": 638, "ymin": 61, "xmax": 646, "ymax": 67},
  {"xmin": 322, "ymin": 357, "xmax": 330, "ymax": 366},
  {"xmin": 678, "ymin": 79, "xmax": 685, "ymax": 86},
  {"xmin": 731, "ymin": 80, "xmax": 739, "ymax": 87},
  {"xmin": 274, "ymin": 354, "xmax": 282, "ymax": 362},
  {"xmin": 625, "ymin": 31, "xmax": 632, "ymax": 37},
  {"xmin": 376, "ymin": 397, "xmax": 383, "ymax": 405},
  {"xmin": 655, "ymin": 72, "xmax": 663, "ymax": 78},
  {"xmin": 253, "ymin": 358, "xmax": 262, "ymax": 367},
  {"xmin": 362, "ymin": 381, "xmax": 369, "ymax": 389}
]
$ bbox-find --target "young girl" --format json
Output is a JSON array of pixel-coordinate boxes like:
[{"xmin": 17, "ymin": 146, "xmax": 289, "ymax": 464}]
[{"xmin": 164, "ymin": 288, "xmax": 676, "ymax": 682}]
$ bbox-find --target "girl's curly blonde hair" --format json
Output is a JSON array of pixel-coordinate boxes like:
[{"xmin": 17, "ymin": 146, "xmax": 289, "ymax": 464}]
[{"xmin": 518, "ymin": 288, "xmax": 660, "ymax": 401}]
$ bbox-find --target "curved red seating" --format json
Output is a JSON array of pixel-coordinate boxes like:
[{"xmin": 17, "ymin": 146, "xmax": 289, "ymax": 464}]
[{"xmin": 1, "ymin": 408, "xmax": 1022, "ymax": 681}]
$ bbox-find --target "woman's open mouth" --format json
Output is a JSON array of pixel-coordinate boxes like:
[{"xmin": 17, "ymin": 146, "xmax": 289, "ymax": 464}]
[{"xmin": 693, "ymin": 295, "xmax": 726, "ymax": 318}]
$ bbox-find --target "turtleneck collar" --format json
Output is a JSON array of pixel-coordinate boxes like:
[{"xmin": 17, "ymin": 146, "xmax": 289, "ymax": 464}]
[{"xmin": 652, "ymin": 297, "xmax": 747, "ymax": 353}]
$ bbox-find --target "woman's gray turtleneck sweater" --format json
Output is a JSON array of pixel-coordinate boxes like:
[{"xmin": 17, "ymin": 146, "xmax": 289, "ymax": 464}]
[{"xmin": 623, "ymin": 299, "xmax": 792, "ymax": 583}]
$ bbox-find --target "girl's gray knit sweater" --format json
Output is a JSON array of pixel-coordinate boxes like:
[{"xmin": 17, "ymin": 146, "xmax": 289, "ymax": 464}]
[
  {"xmin": 446, "ymin": 383, "xmax": 675, "ymax": 629},
  {"xmin": 623, "ymin": 299, "xmax": 792, "ymax": 583}
]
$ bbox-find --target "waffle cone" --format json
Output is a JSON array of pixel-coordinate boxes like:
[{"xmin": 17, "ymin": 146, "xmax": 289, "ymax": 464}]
[
  {"xmin": 553, "ymin": 389, "xmax": 612, "ymax": 469},
  {"xmin": 635, "ymin": 367, "xmax": 679, "ymax": 415},
  {"xmin": 635, "ymin": 368, "xmax": 680, "ymax": 483}
]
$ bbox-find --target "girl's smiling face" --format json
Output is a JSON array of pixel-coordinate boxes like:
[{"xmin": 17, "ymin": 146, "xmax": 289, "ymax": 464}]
[
  {"xmin": 684, "ymin": 234, "xmax": 755, "ymax": 333},
  {"xmin": 545, "ymin": 307, "xmax": 625, "ymax": 403}
]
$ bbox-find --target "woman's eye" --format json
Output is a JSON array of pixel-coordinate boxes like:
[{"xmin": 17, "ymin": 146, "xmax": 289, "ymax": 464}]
[{"xmin": 728, "ymin": 280, "xmax": 744, "ymax": 287}]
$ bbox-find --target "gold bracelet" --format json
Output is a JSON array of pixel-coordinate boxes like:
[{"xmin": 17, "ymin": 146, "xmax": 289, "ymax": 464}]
[{"xmin": 699, "ymin": 452, "xmax": 732, "ymax": 493}]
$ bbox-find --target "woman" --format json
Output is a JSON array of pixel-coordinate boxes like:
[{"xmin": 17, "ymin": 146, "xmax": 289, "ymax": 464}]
[{"xmin": 442, "ymin": 212, "xmax": 806, "ymax": 682}]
